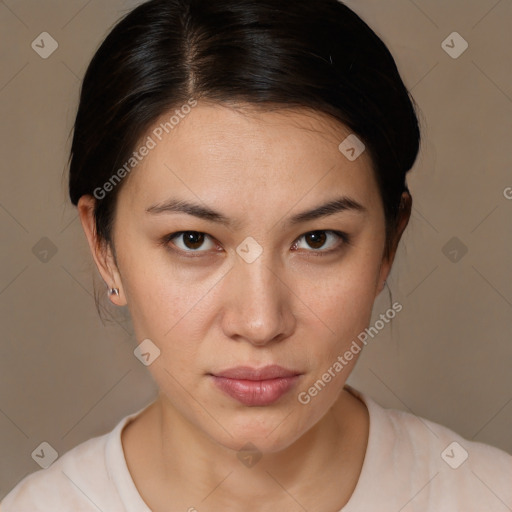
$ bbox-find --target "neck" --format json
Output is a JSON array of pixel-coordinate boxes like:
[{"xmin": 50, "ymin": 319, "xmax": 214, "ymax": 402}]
[{"xmin": 148, "ymin": 388, "xmax": 369, "ymax": 511}]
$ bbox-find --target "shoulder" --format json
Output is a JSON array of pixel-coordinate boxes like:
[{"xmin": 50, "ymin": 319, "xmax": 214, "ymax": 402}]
[
  {"xmin": 389, "ymin": 402, "xmax": 511, "ymax": 465},
  {"xmin": 345, "ymin": 385, "xmax": 512, "ymax": 511},
  {"xmin": 0, "ymin": 422, "xmax": 125, "ymax": 511},
  {"xmin": 373, "ymin": 392, "xmax": 512, "ymax": 509}
]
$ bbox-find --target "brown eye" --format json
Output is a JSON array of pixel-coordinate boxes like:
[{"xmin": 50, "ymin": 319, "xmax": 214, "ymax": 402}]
[
  {"xmin": 167, "ymin": 231, "xmax": 216, "ymax": 253},
  {"xmin": 182, "ymin": 232, "xmax": 205, "ymax": 250},
  {"xmin": 305, "ymin": 231, "xmax": 327, "ymax": 249},
  {"xmin": 292, "ymin": 230, "xmax": 349, "ymax": 254}
]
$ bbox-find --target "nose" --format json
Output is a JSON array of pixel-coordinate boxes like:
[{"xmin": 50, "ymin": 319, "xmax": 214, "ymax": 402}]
[{"xmin": 220, "ymin": 251, "xmax": 295, "ymax": 346}]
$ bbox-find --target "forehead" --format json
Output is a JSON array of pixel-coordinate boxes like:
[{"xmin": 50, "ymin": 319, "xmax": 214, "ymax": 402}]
[
  {"xmin": 144, "ymin": 102, "xmax": 349, "ymax": 161},
  {"xmin": 121, "ymin": 102, "xmax": 378, "ymax": 213}
]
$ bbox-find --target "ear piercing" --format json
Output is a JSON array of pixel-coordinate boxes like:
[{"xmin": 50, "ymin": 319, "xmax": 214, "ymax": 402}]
[{"xmin": 108, "ymin": 287, "xmax": 120, "ymax": 297}]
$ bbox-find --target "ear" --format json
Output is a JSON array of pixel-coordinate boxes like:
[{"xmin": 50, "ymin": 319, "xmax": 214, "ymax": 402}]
[
  {"xmin": 375, "ymin": 191, "xmax": 412, "ymax": 297},
  {"xmin": 77, "ymin": 195, "xmax": 127, "ymax": 306}
]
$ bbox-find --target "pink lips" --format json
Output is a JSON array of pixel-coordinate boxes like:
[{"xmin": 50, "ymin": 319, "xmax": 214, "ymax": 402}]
[{"xmin": 210, "ymin": 365, "xmax": 301, "ymax": 406}]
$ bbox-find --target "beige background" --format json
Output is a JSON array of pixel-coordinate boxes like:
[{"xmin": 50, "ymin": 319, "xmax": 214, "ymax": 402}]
[{"xmin": 1, "ymin": 0, "xmax": 511, "ymax": 499}]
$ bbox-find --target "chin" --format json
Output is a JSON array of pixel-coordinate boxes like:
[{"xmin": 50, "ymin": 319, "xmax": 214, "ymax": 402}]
[
  {"xmin": 216, "ymin": 429, "xmax": 299, "ymax": 457},
  {"xmin": 209, "ymin": 409, "xmax": 311, "ymax": 455}
]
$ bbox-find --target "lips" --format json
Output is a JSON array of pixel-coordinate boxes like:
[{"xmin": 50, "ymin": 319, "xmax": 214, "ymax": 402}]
[
  {"xmin": 209, "ymin": 365, "xmax": 302, "ymax": 406},
  {"xmin": 212, "ymin": 365, "xmax": 300, "ymax": 380}
]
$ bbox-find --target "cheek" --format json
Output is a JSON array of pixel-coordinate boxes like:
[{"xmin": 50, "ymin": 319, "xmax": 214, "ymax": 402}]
[
  {"xmin": 125, "ymin": 274, "xmax": 202, "ymax": 340},
  {"xmin": 302, "ymin": 252, "xmax": 381, "ymax": 338},
  {"xmin": 119, "ymin": 246, "xmax": 228, "ymax": 362},
  {"xmin": 293, "ymin": 256, "xmax": 380, "ymax": 406},
  {"xmin": 115, "ymin": 240, "xmax": 185, "ymax": 336}
]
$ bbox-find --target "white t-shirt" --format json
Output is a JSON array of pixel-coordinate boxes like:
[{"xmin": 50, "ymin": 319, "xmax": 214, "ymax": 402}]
[{"xmin": 2, "ymin": 385, "xmax": 511, "ymax": 511}]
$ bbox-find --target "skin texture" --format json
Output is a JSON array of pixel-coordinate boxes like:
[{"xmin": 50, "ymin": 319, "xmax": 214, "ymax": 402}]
[{"xmin": 78, "ymin": 101, "xmax": 410, "ymax": 511}]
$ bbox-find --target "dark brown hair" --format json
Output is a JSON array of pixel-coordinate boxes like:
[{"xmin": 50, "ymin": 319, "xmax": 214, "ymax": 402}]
[{"xmin": 69, "ymin": 0, "xmax": 420, "ymax": 263}]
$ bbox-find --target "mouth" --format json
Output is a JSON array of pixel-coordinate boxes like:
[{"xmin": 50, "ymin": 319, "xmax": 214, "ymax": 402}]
[{"xmin": 208, "ymin": 365, "xmax": 302, "ymax": 406}]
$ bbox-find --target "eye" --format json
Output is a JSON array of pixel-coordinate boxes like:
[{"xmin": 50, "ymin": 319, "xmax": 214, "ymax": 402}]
[
  {"xmin": 165, "ymin": 231, "xmax": 217, "ymax": 253},
  {"xmin": 292, "ymin": 230, "xmax": 349, "ymax": 254},
  {"xmin": 161, "ymin": 229, "xmax": 350, "ymax": 257}
]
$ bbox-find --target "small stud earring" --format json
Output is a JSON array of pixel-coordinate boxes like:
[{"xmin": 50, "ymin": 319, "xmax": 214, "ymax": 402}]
[{"xmin": 108, "ymin": 287, "xmax": 120, "ymax": 297}]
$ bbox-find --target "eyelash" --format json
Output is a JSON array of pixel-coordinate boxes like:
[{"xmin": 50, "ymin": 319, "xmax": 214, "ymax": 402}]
[{"xmin": 160, "ymin": 230, "xmax": 351, "ymax": 258}]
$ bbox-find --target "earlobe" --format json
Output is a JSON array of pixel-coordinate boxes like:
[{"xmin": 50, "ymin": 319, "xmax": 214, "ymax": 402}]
[
  {"xmin": 107, "ymin": 286, "xmax": 124, "ymax": 306},
  {"xmin": 375, "ymin": 260, "xmax": 391, "ymax": 297},
  {"xmin": 77, "ymin": 195, "xmax": 126, "ymax": 306},
  {"xmin": 396, "ymin": 192, "xmax": 412, "ymax": 240}
]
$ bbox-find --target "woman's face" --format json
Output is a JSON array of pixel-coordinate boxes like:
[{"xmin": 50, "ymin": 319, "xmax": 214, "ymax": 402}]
[{"xmin": 81, "ymin": 102, "xmax": 399, "ymax": 453}]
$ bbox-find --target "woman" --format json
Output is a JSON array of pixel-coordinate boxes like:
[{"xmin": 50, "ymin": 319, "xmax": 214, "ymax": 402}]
[{"xmin": 2, "ymin": 0, "xmax": 511, "ymax": 510}]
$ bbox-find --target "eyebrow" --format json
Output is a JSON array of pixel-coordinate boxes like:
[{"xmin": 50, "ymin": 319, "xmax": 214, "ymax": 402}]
[{"xmin": 145, "ymin": 196, "xmax": 367, "ymax": 228}]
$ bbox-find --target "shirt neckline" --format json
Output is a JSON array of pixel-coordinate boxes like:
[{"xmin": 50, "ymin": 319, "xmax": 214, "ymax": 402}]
[
  {"xmin": 339, "ymin": 384, "xmax": 383, "ymax": 510},
  {"xmin": 105, "ymin": 401, "xmax": 155, "ymax": 511}
]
